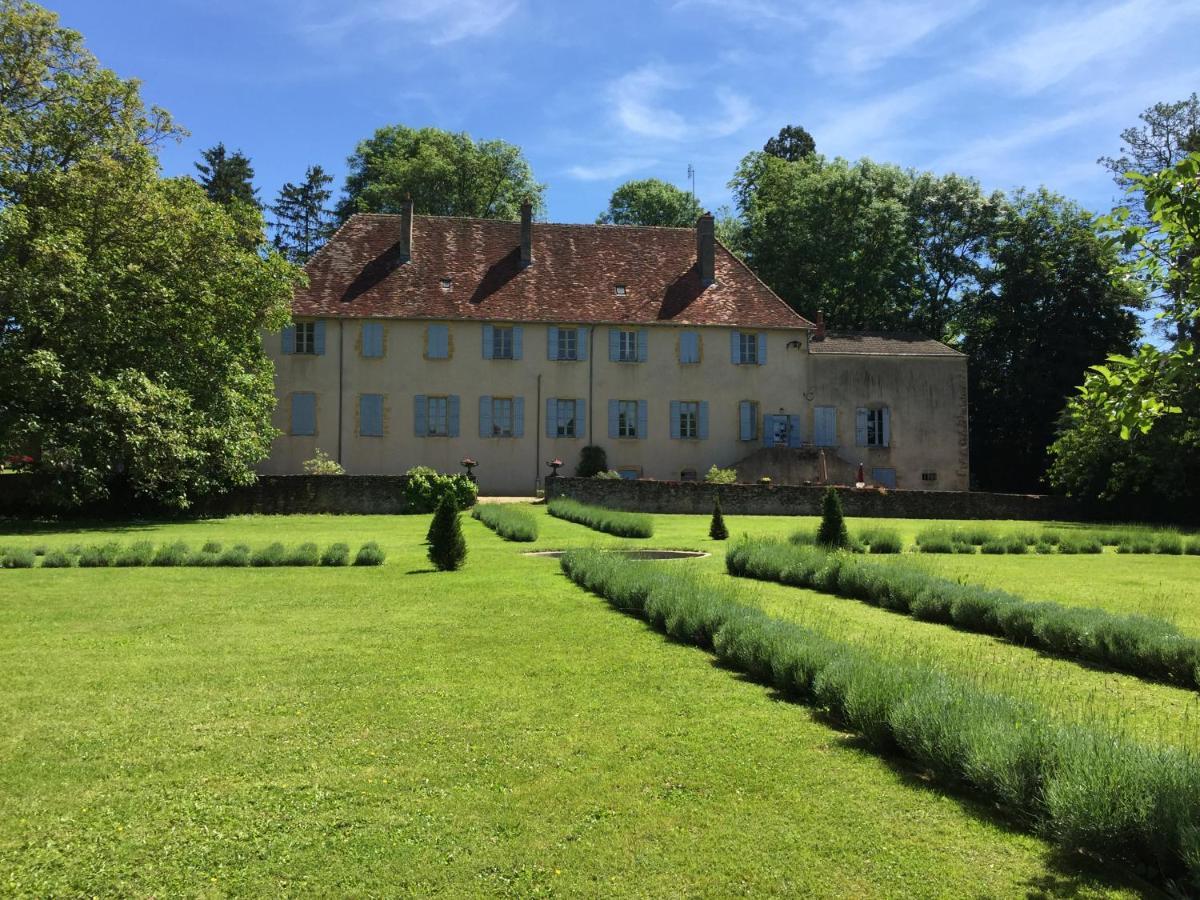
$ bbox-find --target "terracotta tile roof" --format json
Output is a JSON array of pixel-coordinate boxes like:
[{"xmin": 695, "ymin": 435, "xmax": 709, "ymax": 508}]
[
  {"xmin": 294, "ymin": 214, "xmax": 812, "ymax": 329},
  {"xmin": 810, "ymin": 332, "xmax": 964, "ymax": 357}
]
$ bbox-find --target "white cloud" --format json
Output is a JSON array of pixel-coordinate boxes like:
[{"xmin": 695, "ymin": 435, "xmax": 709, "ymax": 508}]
[
  {"xmin": 294, "ymin": 0, "xmax": 519, "ymax": 47},
  {"xmin": 813, "ymin": 77, "xmax": 951, "ymax": 157},
  {"xmin": 608, "ymin": 63, "xmax": 755, "ymax": 141},
  {"xmin": 565, "ymin": 158, "xmax": 658, "ymax": 181}
]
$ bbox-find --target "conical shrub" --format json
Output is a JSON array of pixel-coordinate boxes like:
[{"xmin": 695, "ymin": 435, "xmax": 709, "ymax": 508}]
[
  {"xmin": 428, "ymin": 492, "xmax": 468, "ymax": 571},
  {"xmin": 709, "ymin": 496, "xmax": 729, "ymax": 541},
  {"xmin": 816, "ymin": 487, "xmax": 850, "ymax": 549}
]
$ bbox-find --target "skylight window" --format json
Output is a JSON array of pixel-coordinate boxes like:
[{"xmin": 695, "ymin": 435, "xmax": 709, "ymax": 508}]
[
  {"xmin": 613, "ymin": 284, "xmax": 627, "ymax": 296},
  {"xmin": 440, "ymin": 277, "xmax": 452, "ymax": 291}
]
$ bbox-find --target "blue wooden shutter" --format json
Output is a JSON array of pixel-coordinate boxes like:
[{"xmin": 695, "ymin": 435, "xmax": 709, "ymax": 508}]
[
  {"xmin": 314, "ymin": 321, "xmax": 326, "ymax": 355},
  {"xmin": 815, "ymin": 407, "xmax": 836, "ymax": 446},
  {"xmin": 447, "ymin": 395, "xmax": 460, "ymax": 437},
  {"xmin": 637, "ymin": 400, "xmax": 648, "ymax": 439},
  {"xmin": 482, "ymin": 324, "xmax": 494, "ymax": 359},
  {"xmin": 513, "ymin": 397, "xmax": 525, "ymax": 437},
  {"xmin": 547, "ymin": 326, "xmax": 559, "ymax": 360},
  {"xmin": 479, "ymin": 395, "xmax": 493, "ymax": 437},
  {"xmin": 698, "ymin": 401, "xmax": 709, "ymax": 440},
  {"xmin": 730, "ymin": 331, "xmax": 740, "ymax": 364},
  {"xmin": 679, "ymin": 331, "xmax": 697, "ymax": 363},
  {"xmin": 757, "ymin": 332, "xmax": 767, "ymax": 365},
  {"xmin": 787, "ymin": 414, "xmax": 802, "ymax": 448},
  {"xmin": 360, "ymin": 394, "xmax": 383, "ymax": 436},
  {"xmin": 291, "ymin": 393, "xmax": 315, "ymax": 435},
  {"xmin": 512, "ymin": 326, "xmax": 523, "ymax": 360},
  {"xmin": 428, "ymin": 324, "xmax": 448, "ymax": 359},
  {"xmin": 608, "ymin": 399, "xmax": 619, "ymax": 438},
  {"xmin": 362, "ymin": 323, "xmax": 383, "ymax": 358},
  {"xmin": 637, "ymin": 330, "xmax": 648, "ymax": 362},
  {"xmin": 608, "ymin": 328, "xmax": 620, "ymax": 362},
  {"xmin": 762, "ymin": 415, "xmax": 775, "ymax": 447},
  {"xmin": 855, "ymin": 408, "xmax": 868, "ymax": 447},
  {"xmin": 739, "ymin": 400, "xmax": 753, "ymax": 441},
  {"xmin": 882, "ymin": 407, "xmax": 891, "ymax": 447},
  {"xmin": 670, "ymin": 401, "xmax": 681, "ymax": 439},
  {"xmin": 576, "ymin": 399, "xmax": 586, "ymax": 437},
  {"xmin": 281, "ymin": 326, "xmax": 295, "ymax": 355},
  {"xmin": 577, "ymin": 328, "xmax": 589, "ymax": 361},
  {"xmin": 546, "ymin": 397, "xmax": 557, "ymax": 437},
  {"xmin": 414, "ymin": 395, "xmax": 428, "ymax": 436}
]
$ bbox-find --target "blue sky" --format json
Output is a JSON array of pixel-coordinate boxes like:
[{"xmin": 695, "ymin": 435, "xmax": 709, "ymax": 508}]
[{"xmin": 51, "ymin": 0, "xmax": 1200, "ymax": 223}]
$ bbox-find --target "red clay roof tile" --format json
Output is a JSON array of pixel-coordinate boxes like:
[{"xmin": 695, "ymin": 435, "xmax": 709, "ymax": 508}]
[{"xmin": 294, "ymin": 214, "xmax": 813, "ymax": 329}]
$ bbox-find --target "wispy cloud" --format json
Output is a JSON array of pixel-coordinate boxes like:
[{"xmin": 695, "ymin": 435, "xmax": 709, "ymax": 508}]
[
  {"xmin": 608, "ymin": 63, "xmax": 755, "ymax": 141},
  {"xmin": 813, "ymin": 77, "xmax": 951, "ymax": 157},
  {"xmin": 292, "ymin": 0, "xmax": 519, "ymax": 47},
  {"xmin": 566, "ymin": 157, "xmax": 658, "ymax": 181}
]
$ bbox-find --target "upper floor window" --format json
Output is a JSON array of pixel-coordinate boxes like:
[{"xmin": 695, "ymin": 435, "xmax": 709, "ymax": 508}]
[
  {"xmin": 492, "ymin": 326, "xmax": 514, "ymax": 360},
  {"xmin": 618, "ymin": 330, "xmax": 637, "ymax": 362},
  {"xmin": 295, "ymin": 322, "xmax": 316, "ymax": 355},
  {"xmin": 856, "ymin": 406, "xmax": 891, "ymax": 448},
  {"xmin": 548, "ymin": 326, "xmax": 588, "ymax": 362},
  {"xmin": 731, "ymin": 330, "xmax": 766, "ymax": 366},
  {"xmin": 361, "ymin": 322, "xmax": 384, "ymax": 358},
  {"xmin": 678, "ymin": 331, "xmax": 700, "ymax": 364},
  {"xmin": 290, "ymin": 392, "xmax": 316, "ymax": 436},
  {"xmin": 557, "ymin": 328, "xmax": 577, "ymax": 361},
  {"xmin": 359, "ymin": 394, "xmax": 384, "ymax": 437}
]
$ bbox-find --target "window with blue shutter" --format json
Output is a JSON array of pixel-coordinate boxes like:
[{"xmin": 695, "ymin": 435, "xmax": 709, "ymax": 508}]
[
  {"xmin": 670, "ymin": 401, "xmax": 682, "ymax": 439},
  {"xmin": 858, "ymin": 407, "xmax": 890, "ymax": 447},
  {"xmin": 485, "ymin": 325, "xmax": 515, "ymax": 360},
  {"xmin": 787, "ymin": 414, "xmax": 802, "ymax": 448},
  {"xmin": 415, "ymin": 395, "xmax": 428, "ymax": 436},
  {"xmin": 577, "ymin": 327, "xmax": 589, "ymax": 361},
  {"xmin": 290, "ymin": 322, "xmax": 316, "ymax": 354},
  {"xmin": 673, "ymin": 401, "xmax": 701, "ymax": 439},
  {"xmin": 739, "ymin": 400, "xmax": 758, "ymax": 441},
  {"xmin": 362, "ymin": 323, "xmax": 384, "ymax": 358},
  {"xmin": 447, "ymin": 395, "xmax": 460, "ymax": 437},
  {"xmin": 482, "ymin": 325, "xmax": 494, "ymax": 359},
  {"xmin": 698, "ymin": 401, "xmax": 709, "ymax": 439},
  {"xmin": 479, "ymin": 395, "xmax": 493, "ymax": 437},
  {"xmin": 872, "ymin": 467, "xmax": 897, "ymax": 488},
  {"xmin": 359, "ymin": 394, "xmax": 384, "ymax": 436},
  {"xmin": 730, "ymin": 331, "xmax": 765, "ymax": 365},
  {"xmin": 637, "ymin": 399, "xmax": 647, "ymax": 438},
  {"xmin": 814, "ymin": 407, "xmax": 837, "ymax": 446},
  {"xmin": 548, "ymin": 399, "xmax": 584, "ymax": 438},
  {"xmin": 482, "ymin": 397, "xmax": 515, "ymax": 437},
  {"xmin": 551, "ymin": 327, "xmax": 587, "ymax": 361},
  {"xmin": 513, "ymin": 397, "xmax": 525, "ymax": 437},
  {"xmin": 313, "ymin": 321, "xmax": 326, "ymax": 355},
  {"xmin": 417, "ymin": 396, "xmax": 455, "ymax": 436},
  {"xmin": 610, "ymin": 400, "xmax": 643, "ymax": 438},
  {"xmin": 281, "ymin": 325, "xmax": 296, "ymax": 355},
  {"xmin": 679, "ymin": 331, "xmax": 700, "ymax": 364},
  {"xmin": 756, "ymin": 332, "xmax": 766, "ymax": 366},
  {"xmin": 290, "ymin": 392, "xmax": 316, "ymax": 436},
  {"xmin": 855, "ymin": 408, "xmax": 869, "ymax": 447},
  {"xmin": 547, "ymin": 327, "xmax": 559, "ymax": 360},
  {"xmin": 512, "ymin": 326, "xmax": 523, "ymax": 360},
  {"xmin": 609, "ymin": 329, "xmax": 642, "ymax": 363},
  {"xmin": 426, "ymin": 324, "xmax": 450, "ymax": 359}
]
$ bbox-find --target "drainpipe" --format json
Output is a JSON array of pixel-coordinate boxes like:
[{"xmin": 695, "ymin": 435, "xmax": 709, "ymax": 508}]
[
  {"xmin": 337, "ymin": 319, "xmax": 345, "ymax": 465},
  {"xmin": 535, "ymin": 373, "xmax": 542, "ymax": 492},
  {"xmin": 588, "ymin": 326, "xmax": 595, "ymax": 442}
]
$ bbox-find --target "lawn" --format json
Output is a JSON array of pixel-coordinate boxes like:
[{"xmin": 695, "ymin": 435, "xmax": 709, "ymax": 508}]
[{"xmin": 2, "ymin": 508, "xmax": 1190, "ymax": 896}]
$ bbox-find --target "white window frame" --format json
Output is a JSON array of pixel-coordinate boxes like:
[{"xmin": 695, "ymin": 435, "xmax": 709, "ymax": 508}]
[
  {"xmin": 557, "ymin": 328, "xmax": 578, "ymax": 361},
  {"xmin": 295, "ymin": 322, "xmax": 316, "ymax": 355},
  {"xmin": 617, "ymin": 330, "xmax": 638, "ymax": 362},
  {"xmin": 492, "ymin": 326, "xmax": 514, "ymax": 360},
  {"xmin": 491, "ymin": 397, "xmax": 514, "ymax": 437},
  {"xmin": 617, "ymin": 400, "xmax": 639, "ymax": 438},
  {"xmin": 426, "ymin": 396, "xmax": 449, "ymax": 437},
  {"xmin": 866, "ymin": 407, "xmax": 887, "ymax": 448},
  {"xmin": 678, "ymin": 401, "xmax": 699, "ymax": 439},
  {"xmin": 738, "ymin": 331, "xmax": 757, "ymax": 365},
  {"xmin": 555, "ymin": 399, "xmax": 579, "ymax": 438}
]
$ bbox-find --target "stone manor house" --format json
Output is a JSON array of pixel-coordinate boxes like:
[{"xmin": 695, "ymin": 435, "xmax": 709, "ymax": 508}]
[{"xmin": 261, "ymin": 201, "xmax": 968, "ymax": 495}]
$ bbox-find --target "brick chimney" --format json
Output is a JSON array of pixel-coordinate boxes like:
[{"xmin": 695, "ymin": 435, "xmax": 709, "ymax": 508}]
[
  {"xmin": 399, "ymin": 197, "xmax": 414, "ymax": 262},
  {"xmin": 815, "ymin": 309, "xmax": 826, "ymax": 340},
  {"xmin": 520, "ymin": 199, "xmax": 533, "ymax": 267},
  {"xmin": 696, "ymin": 211, "xmax": 715, "ymax": 287}
]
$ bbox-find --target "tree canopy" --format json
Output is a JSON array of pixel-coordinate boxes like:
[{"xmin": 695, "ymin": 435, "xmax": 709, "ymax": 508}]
[
  {"xmin": 596, "ymin": 178, "xmax": 702, "ymax": 227},
  {"xmin": 763, "ymin": 124, "xmax": 816, "ymax": 161},
  {"xmin": 0, "ymin": 0, "xmax": 299, "ymax": 508},
  {"xmin": 195, "ymin": 143, "xmax": 259, "ymax": 208},
  {"xmin": 338, "ymin": 126, "xmax": 544, "ymax": 221},
  {"xmin": 270, "ymin": 164, "xmax": 336, "ymax": 263}
]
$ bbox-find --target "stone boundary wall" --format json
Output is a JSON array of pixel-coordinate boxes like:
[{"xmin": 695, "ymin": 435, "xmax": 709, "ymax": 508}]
[
  {"xmin": 0, "ymin": 475, "xmax": 410, "ymax": 518},
  {"xmin": 546, "ymin": 477, "xmax": 1085, "ymax": 521}
]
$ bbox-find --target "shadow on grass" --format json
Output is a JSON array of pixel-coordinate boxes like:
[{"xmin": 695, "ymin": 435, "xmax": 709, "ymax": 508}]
[
  {"xmin": 0, "ymin": 517, "xmax": 167, "ymax": 537},
  {"xmin": 405, "ymin": 568, "xmax": 440, "ymax": 575}
]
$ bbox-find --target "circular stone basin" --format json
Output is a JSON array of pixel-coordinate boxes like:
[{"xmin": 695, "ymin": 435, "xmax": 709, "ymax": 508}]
[{"xmin": 524, "ymin": 549, "xmax": 709, "ymax": 560}]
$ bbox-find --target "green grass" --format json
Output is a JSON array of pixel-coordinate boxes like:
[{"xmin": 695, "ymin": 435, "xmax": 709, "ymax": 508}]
[
  {"xmin": 1, "ymin": 509, "xmax": 1192, "ymax": 895},
  {"xmin": 472, "ymin": 502, "xmax": 539, "ymax": 542}
]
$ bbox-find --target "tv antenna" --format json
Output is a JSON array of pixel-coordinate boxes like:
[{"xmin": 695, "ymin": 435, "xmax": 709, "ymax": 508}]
[{"xmin": 687, "ymin": 163, "xmax": 695, "ymax": 204}]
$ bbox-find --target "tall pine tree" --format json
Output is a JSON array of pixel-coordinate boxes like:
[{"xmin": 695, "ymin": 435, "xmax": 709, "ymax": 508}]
[
  {"xmin": 195, "ymin": 143, "xmax": 259, "ymax": 208},
  {"xmin": 270, "ymin": 165, "xmax": 335, "ymax": 263}
]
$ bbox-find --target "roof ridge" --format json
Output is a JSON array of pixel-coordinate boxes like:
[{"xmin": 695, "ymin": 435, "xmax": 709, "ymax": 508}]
[{"xmin": 349, "ymin": 212, "xmax": 696, "ymax": 232}]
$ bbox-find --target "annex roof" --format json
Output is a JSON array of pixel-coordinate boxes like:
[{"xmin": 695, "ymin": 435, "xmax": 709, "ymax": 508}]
[
  {"xmin": 293, "ymin": 214, "xmax": 813, "ymax": 330},
  {"xmin": 810, "ymin": 332, "xmax": 964, "ymax": 357}
]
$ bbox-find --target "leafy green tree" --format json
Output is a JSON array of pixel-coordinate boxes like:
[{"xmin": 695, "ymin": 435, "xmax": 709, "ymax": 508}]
[
  {"xmin": 961, "ymin": 189, "xmax": 1141, "ymax": 492},
  {"xmin": 597, "ymin": 178, "xmax": 702, "ymax": 226},
  {"xmin": 816, "ymin": 488, "xmax": 850, "ymax": 549},
  {"xmin": 195, "ymin": 142, "xmax": 259, "ymax": 208},
  {"xmin": 338, "ymin": 126, "xmax": 544, "ymax": 221},
  {"xmin": 0, "ymin": 1, "xmax": 299, "ymax": 508},
  {"xmin": 427, "ymin": 492, "xmax": 467, "ymax": 571},
  {"xmin": 763, "ymin": 124, "xmax": 816, "ymax": 161},
  {"xmin": 270, "ymin": 165, "xmax": 335, "ymax": 263}
]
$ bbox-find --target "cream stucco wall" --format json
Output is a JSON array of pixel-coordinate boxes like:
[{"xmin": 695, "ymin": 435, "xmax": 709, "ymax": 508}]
[{"xmin": 262, "ymin": 318, "xmax": 968, "ymax": 494}]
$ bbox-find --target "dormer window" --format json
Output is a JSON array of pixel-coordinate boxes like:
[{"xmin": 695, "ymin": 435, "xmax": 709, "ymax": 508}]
[
  {"xmin": 613, "ymin": 284, "xmax": 627, "ymax": 296},
  {"xmin": 440, "ymin": 277, "xmax": 453, "ymax": 291}
]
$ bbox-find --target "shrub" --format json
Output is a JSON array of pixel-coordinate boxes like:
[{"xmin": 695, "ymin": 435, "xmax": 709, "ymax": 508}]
[
  {"xmin": 709, "ymin": 496, "xmax": 729, "ymax": 541},
  {"xmin": 576, "ymin": 445, "xmax": 608, "ymax": 478},
  {"xmin": 302, "ymin": 449, "xmax": 345, "ymax": 475},
  {"xmin": 980, "ymin": 538, "xmax": 1007, "ymax": 555},
  {"xmin": 320, "ymin": 542, "xmax": 350, "ymax": 566},
  {"xmin": 816, "ymin": 487, "xmax": 850, "ymax": 550},
  {"xmin": 593, "ymin": 469, "xmax": 622, "ymax": 479},
  {"xmin": 428, "ymin": 494, "xmax": 468, "ymax": 571},
  {"xmin": 217, "ymin": 545, "xmax": 250, "ymax": 567},
  {"xmin": 1, "ymin": 548, "xmax": 35, "ymax": 568},
  {"xmin": 858, "ymin": 526, "xmax": 902, "ymax": 554},
  {"xmin": 918, "ymin": 532, "xmax": 956, "ymax": 553},
  {"xmin": 1034, "ymin": 540, "xmax": 1055, "ymax": 555},
  {"xmin": 354, "ymin": 541, "xmax": 387, "ymax": 566},
  {"xmin": 403, "ymin": 466, "xmax": 478, "ymax": 514},
  {"xmin": 286, "ymin": 542, "xmax": 321, "ymax": 566},
  {"xmin": 77, "ymin": 543, "xmax": 119, "ymax": 567},
  {"xmin": 1118, "ymin": 536, "xmax": 1155, "ymax": 554},
  {"xmin": 150, "ymin": 542, "xmax": 190, "ymax": 567},
  {"xmin": 472, "ymin": 504, "xmax": 538, "ymax": 542},
  {"xmin": 704, "ymin": 465, "xmax": 738, "ymax": 484},
  {"xmin": 1186, "ymin": 537, "xmax": 1200, "ymax": 556},
  {"xmin": 547, "ymin": 498, "xmax": 654, "ymax": 538},
  {"xmin": 31, "ymin": 544, "xmax": 47, "ymax": 556},
  {"xmin": 1154, "ymin": 533, "xmax": 1184, "ymax": 555},
  {"xmin": 201, "ymin": 540, "xmax": 223, "ymax": 554},
  {"xmin": 41, "ymin": 550, "xmax": 74, "ymax": 568},
  {"xmin": 251, "ymin": 542, "xmax": 287, "ymax": 567},
  {"xmin": 115, "ymin": 541, "xmax": 155, "ymax": 567}
]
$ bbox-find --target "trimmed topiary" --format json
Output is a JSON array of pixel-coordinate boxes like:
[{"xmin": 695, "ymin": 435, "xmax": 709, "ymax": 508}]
[
  {"xmin": 286, "ymin": 542, "xmax": 321, "ymax": 566},
  {"xmin": 150, "ymin": 542, "xmax": 190, "ymax": 567},
  {"xmin": 354, "ymin": 541, "xmax": 387, "ymax": 566},
  {"xmin": 41, "ymin": 550, "xmax": 74, "ymax": 568},
  {"xmin": 575, "ymin": 445, "xmax": 608, "ymax": 478},
  {"xmin": 709, "ymin": 496, "xmax": 729, "ymax": 541},
  {"xmin": 251, "ymin": 542, "xmax": 287, "ymax": 567},
  {"xmin": 815, "ymin": 487, "xmax": 850, "ymax": 550},
  {"xmin": 1, "ymin": 548, "xmax": 35, "ymax": 569},
  {"xmin": 321, "ymin": 542, "xmax": 350, "ymax": 566},
  {"xmin": 427, "ymin": 493, "xmax": 467, "ymax": 571}
]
